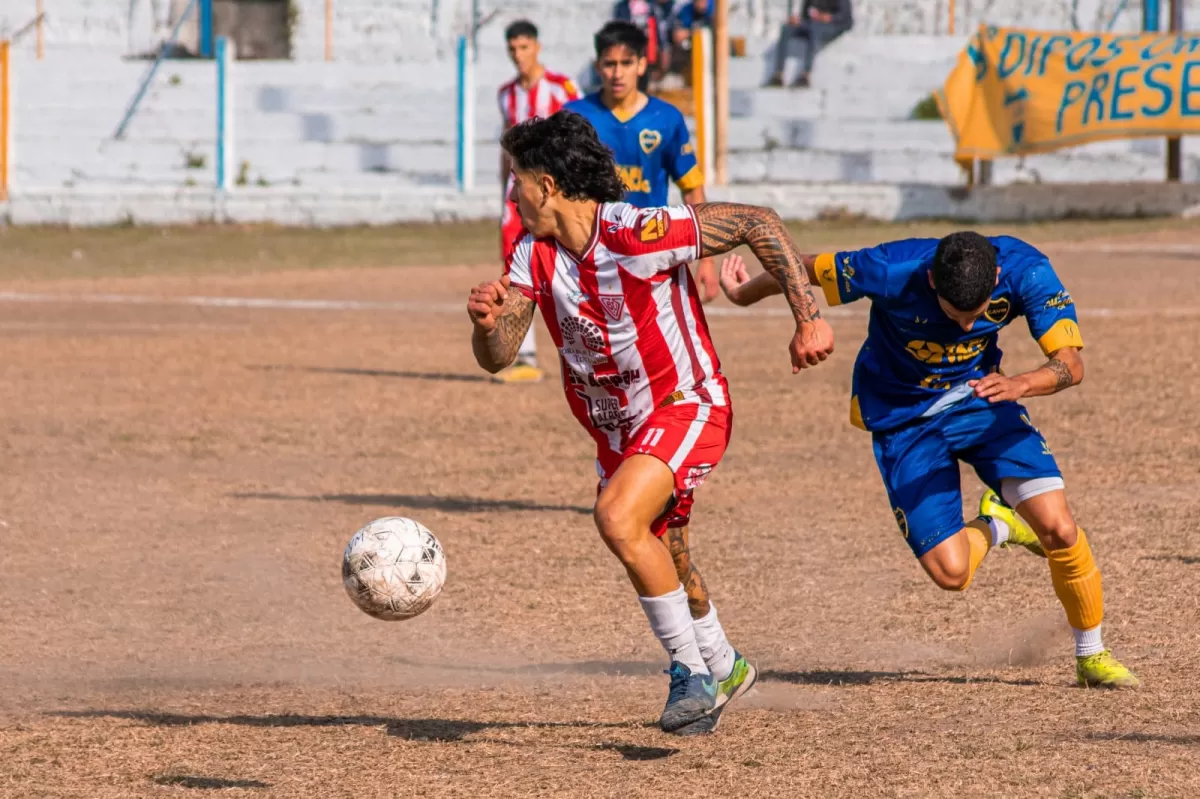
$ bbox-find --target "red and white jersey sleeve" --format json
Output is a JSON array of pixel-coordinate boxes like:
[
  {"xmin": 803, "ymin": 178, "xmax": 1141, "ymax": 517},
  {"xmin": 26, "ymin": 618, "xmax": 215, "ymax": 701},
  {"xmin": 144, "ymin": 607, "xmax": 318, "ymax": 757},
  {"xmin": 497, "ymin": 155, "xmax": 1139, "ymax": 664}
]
[
  {"xmin": 517, "ymin": 202, "xmax": 726, "ymax": 463},
  {"xmin": 497, "ymin": 69, "xmax": 581, "ymax": 127},
  {"xmin": 503, "ymin": 234, "xmax": 536, "ymax": 300},
  {"xmin": 598, "ymin": 203, "xmax": 702, "ymax": 278}
]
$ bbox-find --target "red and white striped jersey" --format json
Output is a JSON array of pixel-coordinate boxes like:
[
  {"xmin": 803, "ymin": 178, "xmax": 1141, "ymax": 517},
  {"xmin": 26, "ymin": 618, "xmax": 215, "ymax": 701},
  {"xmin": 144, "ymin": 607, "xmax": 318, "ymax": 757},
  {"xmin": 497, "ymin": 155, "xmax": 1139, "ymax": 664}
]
[
  {"xmin": 497, "ymin": 69, "xmax": 581, "ymax": 127},
  {"xmin": 505, "ymin": 202, "xmax": 728, "ymax": 457}
]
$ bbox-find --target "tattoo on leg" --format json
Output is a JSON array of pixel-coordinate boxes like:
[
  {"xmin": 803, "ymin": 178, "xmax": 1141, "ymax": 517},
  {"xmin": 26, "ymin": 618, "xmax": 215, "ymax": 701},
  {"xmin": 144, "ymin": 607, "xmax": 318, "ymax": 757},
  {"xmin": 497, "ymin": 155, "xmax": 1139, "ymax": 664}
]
[{"xmin": 665, "ymin": 526, "xmax": 711, "ymax": 617}]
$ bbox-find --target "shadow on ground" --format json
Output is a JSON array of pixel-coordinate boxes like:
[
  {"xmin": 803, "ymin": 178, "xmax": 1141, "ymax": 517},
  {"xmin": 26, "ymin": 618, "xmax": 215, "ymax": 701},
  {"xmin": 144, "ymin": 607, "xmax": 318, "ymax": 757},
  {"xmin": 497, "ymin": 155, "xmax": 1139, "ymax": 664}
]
[
  {"xmin": 249, "ymin": 364, "xmax": 489, "ymax": 384},
  {"xmin": 1085, "ymin": 731, "xmax": 1200, "ymax": 745},
  {"xmin": 154, "ymin": 775, "xmax": 270, "ymax": 790},
  {"xmin": 388, "ymin": 657, "xmax": 660, "ymax": 677},
  {"xmin": 1141, "ymin": 554, "xmax": 1200, "ymax": 565},
  {"xmin": 761, "ymin": 669, "xmax": 1042, "ymax": 688},
  {"xmin": 51, "ymin": 710, "xmax": 674, "ymax": 760},
  {"xmin": 232, "ymin": 491, "xmax": 592, "ymax": 515}
]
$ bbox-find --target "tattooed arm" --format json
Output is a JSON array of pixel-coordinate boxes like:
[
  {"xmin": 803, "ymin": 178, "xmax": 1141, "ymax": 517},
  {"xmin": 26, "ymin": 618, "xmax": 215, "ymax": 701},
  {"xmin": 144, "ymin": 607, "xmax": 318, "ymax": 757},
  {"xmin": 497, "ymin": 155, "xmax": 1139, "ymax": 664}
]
[
  {"xmin": 694, "ymin": 202, "xmax": 834, "ymax": 371},
  {"xmin": 970, "ymin": 347, "xmax": 1084, "ymax": 403},
  {"xmin": 467, "ymin": 275, "xmax": 537, "ymax": 373}
]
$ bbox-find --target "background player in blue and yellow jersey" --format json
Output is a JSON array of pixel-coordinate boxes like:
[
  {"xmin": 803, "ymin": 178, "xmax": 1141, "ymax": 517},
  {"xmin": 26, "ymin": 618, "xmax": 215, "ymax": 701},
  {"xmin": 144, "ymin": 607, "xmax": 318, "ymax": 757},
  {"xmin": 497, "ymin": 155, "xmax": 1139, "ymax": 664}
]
[
  {"xmin": 719, "ymin": 232, "xmax": 1140, "ymax": 689},
  {"xmin": 565, "ymin": 21, "xmax": 718, "ymax": 302}
]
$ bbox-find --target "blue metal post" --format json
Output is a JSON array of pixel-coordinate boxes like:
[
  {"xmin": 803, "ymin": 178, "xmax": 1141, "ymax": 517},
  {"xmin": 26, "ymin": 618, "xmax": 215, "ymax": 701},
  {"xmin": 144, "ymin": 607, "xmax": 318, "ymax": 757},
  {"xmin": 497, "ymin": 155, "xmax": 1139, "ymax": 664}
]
[
  {"xmin": 216, "ymin": 36, "xmax": 231, "ymax": 190},
  {"xmin": 456, "ymin": 35, "xmax": 466, "ymax": 191},
  {"xmin": 1143, "ymin": 0, "xmax": 1161, "ymax": 30},
  {"xmin": 200, "ymin": 0, "xmax": 214, "ymax": 57}
]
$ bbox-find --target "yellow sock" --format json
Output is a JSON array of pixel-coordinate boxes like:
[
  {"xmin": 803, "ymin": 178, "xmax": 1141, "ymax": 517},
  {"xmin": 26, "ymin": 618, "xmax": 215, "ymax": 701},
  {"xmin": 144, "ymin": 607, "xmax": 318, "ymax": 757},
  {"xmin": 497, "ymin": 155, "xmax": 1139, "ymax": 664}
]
[
  {"xmin": 954, "ymin": 519, "xmax": 992, "ymax": 591},
  {"xmin": 1046, "ymin": 528, "xmax": 1104, "ymax": 631}
]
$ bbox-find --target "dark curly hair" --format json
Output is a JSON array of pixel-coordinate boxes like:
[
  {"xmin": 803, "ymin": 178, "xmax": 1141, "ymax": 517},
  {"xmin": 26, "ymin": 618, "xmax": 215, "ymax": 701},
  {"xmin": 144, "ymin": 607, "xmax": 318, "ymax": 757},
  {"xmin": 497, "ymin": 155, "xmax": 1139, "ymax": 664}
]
[
  {"xmin": 500, "ymin": 111, "xmax": 626, "ymax": 203},
  {"xmin": 595, "ymin": 20, "xmax": 648, "ymax": 59},
  {"xmin": 931, "ymin": 231, "xmax": 998, "ymax": 311}
]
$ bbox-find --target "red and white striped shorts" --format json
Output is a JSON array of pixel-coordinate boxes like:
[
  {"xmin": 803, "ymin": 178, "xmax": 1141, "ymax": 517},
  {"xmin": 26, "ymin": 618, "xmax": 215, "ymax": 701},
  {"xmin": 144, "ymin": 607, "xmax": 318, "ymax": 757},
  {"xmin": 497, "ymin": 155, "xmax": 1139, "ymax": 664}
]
[{"xmin": 596, "ymin": 402, "xmax": 732, "ymax": 537}]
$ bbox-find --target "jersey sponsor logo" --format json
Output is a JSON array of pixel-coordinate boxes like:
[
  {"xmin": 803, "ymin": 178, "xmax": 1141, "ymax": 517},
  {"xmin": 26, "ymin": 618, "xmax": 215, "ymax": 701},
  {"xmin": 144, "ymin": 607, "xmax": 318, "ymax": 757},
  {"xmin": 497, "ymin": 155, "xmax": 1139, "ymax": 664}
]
[
  {"xmin": 985, "ymin": 296, "xmax": 1011, "ymax": 323},
  {"xmin": 919, "ymin": 374, "xmax": 952, "ymax": 391},
  {"xmin": 893, "ymin": 507, "xmax": 909, "ymax": 539},
  {"xmin": 617, "ymin": 165, "xmax": 652, "ymax": 193},
  {"xmin": 567, "ymin": 289, "xmax": 591, "ymax": 304},
  {"xmin": 683, "ymin": 463, "xmax": 713, "ymax": 490},
  {"xmin": 639, "ymin": 209, "xmax": 671, "ymax": 243},
  {"xmin": 585, "ymin": 395, "xmax": 634, "ymax": 431},
  {"xmin": 599, "ymin": 294, "xmax": 626, "ymax": 320},
  {"xmin": 560, "ymin": 316, "xmax": 606, "ymax": 352},
  {"xmin": 639, "ymin": 128, "xmax": 663, "ymax": 154},
  {"xmin": 905, "ymin": 337, "xmax": 988, "ymax": 365},
  {"xmin": 681, "ymin": 141, "xmax": 694, "ymax": 155},
  {"xmin": 576, "ymin": 366, "xmax": 641, "ymax": 389},
  {"xmin": 1043, "ymin": 290, "xmax": 1074, "ymax": 310}
]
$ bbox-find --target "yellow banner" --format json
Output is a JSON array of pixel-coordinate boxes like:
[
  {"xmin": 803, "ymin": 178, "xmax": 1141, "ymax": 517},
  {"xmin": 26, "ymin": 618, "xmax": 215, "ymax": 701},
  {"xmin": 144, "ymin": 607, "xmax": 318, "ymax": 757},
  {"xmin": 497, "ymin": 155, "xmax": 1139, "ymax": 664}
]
[{"xmin": 938, "ymin": 26, "xmax": 1200, "ymax": 159}]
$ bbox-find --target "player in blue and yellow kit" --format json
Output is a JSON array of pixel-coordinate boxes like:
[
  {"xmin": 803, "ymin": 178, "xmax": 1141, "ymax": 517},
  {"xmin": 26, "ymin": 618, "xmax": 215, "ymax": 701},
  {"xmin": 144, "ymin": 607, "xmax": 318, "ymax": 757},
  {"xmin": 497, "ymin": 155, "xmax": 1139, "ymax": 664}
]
[
  {"xmin": 565, "ymin": 21, "xmax": 718, "ymax": 302},
  {"xmin": 720, "ymin": 232, "xmax": 1139, "ymax": 688}
]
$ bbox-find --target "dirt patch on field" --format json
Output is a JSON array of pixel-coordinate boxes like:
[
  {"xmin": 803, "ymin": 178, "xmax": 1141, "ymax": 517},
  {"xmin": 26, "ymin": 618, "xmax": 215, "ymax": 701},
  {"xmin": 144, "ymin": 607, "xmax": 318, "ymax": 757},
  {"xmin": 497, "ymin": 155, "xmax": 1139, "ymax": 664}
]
[{"xmin": 0, "ymin": 220, "xmax": 1198, "ymax": 797}]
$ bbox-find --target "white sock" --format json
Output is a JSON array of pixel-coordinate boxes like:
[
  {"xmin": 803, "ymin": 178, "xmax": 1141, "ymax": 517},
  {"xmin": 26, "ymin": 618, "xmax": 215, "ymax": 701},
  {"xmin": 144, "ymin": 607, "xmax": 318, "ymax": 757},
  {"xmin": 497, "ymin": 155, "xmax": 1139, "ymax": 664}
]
[
  {"xmin": 692, "ymin": 603, "xmax": 736, "ymax": 682},
  {"xmin": 1074, "ymin": 624, "xmax": 1104, "ymax": 657},
  {"xmin": 638, "ymin": 586, "xmax": 709, "ymax": 674},
  {"xmin": 517, "ymin": 324, "xmax": 536, "ymax": 366},
  {"xmin": 986, "ymin": 516, "xmax": 1010, "ymax": 548}
]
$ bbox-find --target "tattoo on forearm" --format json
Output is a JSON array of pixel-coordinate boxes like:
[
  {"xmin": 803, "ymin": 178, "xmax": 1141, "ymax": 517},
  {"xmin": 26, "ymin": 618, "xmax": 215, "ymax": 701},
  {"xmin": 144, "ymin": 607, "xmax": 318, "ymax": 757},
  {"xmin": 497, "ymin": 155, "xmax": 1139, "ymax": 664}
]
[
  {"xmin": 694, "ymin": 202, "xmax": 822, "ymax": 322},
  {"xmin": 1045, "ymin": 356, "xmax": 1074, "ymax": 392},
  {"xmin": 486, "ymin": 292, "xmax": 535, "ymax": 367},
  {"xmin": 664, "ymin": 527, "xmax": 711, "ymax": 617}
]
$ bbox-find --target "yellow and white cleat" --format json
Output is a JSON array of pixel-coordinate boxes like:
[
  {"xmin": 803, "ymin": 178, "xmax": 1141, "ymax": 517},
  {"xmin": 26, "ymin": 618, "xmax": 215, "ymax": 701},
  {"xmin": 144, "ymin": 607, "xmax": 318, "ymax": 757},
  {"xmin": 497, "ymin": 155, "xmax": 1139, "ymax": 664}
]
[
  {"xmin": 490, "ymin": 362, "xmax": 545, "ymax": 384},
  {"xmin": 980, "ymin": 489, "xmax": 1045, "ymax": 558},
  {"xmin": 1077, "ymin": 650, "xmax": 1141, "ymax": 689}
]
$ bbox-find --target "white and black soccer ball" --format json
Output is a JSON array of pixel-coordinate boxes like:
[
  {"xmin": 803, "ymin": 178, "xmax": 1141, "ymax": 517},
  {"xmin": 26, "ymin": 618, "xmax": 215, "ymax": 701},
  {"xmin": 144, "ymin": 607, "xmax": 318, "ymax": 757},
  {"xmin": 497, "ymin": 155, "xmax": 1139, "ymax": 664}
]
[{"xmin": 342, "ymin": 517, "xmax": 447, "ymax": 621}]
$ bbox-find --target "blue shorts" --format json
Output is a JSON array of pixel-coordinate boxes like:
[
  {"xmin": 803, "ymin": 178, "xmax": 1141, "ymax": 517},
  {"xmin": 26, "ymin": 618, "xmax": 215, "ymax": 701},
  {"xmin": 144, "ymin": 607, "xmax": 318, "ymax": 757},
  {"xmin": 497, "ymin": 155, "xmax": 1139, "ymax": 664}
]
[{"xmin": 871, "ymin": 400, "xmax": 1061, "ymax": 558}]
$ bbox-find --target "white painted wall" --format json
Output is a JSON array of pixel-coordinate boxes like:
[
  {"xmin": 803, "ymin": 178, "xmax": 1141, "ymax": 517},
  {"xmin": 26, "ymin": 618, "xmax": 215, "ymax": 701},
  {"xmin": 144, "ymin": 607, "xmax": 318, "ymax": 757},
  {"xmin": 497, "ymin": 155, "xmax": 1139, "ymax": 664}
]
[{"xmin": 1, "ymin": 0, "xmax": 1197, "ymax": 201}]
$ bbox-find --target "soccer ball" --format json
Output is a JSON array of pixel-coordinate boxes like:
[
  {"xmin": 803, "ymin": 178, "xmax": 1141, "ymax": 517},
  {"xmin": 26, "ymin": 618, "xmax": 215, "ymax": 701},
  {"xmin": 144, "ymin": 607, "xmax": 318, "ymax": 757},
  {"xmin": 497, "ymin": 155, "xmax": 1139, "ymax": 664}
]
[{"xmin": 341, "ymin": 517, "xmax": 447, "ymax": 621}]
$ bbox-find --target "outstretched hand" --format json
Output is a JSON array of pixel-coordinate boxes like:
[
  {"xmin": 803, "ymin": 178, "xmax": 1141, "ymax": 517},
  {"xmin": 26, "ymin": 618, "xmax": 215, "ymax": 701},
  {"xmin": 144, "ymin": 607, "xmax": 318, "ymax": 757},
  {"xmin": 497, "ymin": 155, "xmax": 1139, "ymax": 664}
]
[{"xmin": 718, "ymin": 254, "xmax": 752, "ymax": 306}]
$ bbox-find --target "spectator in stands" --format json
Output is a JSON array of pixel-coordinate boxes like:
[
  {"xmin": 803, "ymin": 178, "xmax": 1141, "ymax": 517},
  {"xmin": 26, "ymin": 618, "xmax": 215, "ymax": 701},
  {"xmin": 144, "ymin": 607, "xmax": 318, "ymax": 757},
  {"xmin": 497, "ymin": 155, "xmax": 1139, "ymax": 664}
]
[
  {"xmin": 612, "ymin": 0, "xmax": 675, "ymax": 90},
  {"xmin": 666, "ymin": 0, "xmax": 710, "ymax": 78},
  {"xmin": 766, "ymin": 0, "xmax": 853, "ymax": 88}
]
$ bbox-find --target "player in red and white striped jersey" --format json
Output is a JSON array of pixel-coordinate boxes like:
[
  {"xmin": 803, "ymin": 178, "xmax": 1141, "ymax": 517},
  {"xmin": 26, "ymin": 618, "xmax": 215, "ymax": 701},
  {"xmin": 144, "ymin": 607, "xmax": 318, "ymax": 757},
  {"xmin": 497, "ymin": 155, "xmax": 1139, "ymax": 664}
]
[
  {"xmin": 492, "ymin": 19, "xmax": 582, "ymax": 385},
  {"xmin": 467, "ymin": 112, "xmax": 834, "ymax": 735}
]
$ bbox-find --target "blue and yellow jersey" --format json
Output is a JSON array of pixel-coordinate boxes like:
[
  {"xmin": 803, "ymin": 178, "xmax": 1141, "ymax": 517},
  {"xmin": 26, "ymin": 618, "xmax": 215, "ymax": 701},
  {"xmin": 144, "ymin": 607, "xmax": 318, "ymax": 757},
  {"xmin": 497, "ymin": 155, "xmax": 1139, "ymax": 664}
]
[
  {"xmin": 814, "ymin": 236, "xmax": 1083, "ymax": 432},
  {"xmin": 564, "ymin": 93, "xmax": 703, "ymax": 207}
]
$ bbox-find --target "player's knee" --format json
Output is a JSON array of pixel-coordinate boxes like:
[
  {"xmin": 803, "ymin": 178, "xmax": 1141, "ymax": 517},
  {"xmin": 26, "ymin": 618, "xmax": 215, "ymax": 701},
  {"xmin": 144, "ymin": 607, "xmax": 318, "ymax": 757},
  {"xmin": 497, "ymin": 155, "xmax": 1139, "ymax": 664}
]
[
  {"xmin": 1037, "ymin": 514, "xmax": 1079, "ymax": 551},
  {"xmin": 593, "ymin": 494, "xmax": 641, "ymax": 549},
  {"xmin": 924, "ymin": 557, "xmax": 972, "ymax": 591}
]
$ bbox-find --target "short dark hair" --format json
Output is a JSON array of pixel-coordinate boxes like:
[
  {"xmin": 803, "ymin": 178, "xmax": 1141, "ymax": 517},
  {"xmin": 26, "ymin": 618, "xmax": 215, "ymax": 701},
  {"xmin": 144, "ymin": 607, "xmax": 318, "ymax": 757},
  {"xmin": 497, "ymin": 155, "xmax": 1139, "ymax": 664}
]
[
  {"xmin": 505, "ymin": 19, "xmax": 538, "ymax": 41},
  {"xmin": 501, "ymin": 111, "xmax": 626, "ymax": 204},
  {"xmin": 594, "ymin": 20, "xmax": 648, "ymax": 59},
  {"xmin": 931, "ymin": 232, "xmax": 998, "ymax": 311}
]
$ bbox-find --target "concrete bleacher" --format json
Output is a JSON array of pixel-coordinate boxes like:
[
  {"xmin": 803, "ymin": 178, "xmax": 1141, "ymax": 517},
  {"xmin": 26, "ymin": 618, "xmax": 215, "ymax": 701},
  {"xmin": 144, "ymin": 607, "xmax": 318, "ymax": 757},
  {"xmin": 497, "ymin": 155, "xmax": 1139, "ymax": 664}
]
[{"xmin": 1, "ymin": 0, "xmax": 1198, "ymax": 223}]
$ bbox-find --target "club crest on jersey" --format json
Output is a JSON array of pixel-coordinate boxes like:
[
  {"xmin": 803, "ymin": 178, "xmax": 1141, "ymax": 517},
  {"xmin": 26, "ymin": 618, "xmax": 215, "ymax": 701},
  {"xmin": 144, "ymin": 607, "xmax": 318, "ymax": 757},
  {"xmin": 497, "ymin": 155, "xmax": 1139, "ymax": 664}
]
[
  {"xmin": 599, "ymin": 294, "xmax": 625, "ymax": 321},
  {"xmin": 639, "ymin": 128, "xmax": 662, "ymax": 154},
  {"xmin": 985, "ymin": 297, "xmax": 1011, "ymax": 323},
  {"xmin": 640, "ymin": 209, "xmax": 671, "ymax": 243}
]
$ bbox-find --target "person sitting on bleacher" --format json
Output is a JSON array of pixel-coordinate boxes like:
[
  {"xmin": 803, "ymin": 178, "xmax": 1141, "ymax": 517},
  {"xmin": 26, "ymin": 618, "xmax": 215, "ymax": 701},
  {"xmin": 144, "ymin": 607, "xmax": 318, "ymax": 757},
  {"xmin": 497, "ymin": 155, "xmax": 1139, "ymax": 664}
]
[
  {"xmin": 766, "ymin": 0, "xmax": 853, "ymax": 89},
  {"xmin": 612, "ymin": 0, "xmax": 676, "ymax": 90}
]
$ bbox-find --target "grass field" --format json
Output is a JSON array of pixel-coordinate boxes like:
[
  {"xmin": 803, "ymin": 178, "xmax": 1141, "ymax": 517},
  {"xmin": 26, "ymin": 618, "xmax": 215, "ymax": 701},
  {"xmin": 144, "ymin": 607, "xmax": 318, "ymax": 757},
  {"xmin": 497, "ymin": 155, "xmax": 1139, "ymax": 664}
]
[{"xmin": 0, "ymin": 218, "xmax": 1198, "ymax": 797}]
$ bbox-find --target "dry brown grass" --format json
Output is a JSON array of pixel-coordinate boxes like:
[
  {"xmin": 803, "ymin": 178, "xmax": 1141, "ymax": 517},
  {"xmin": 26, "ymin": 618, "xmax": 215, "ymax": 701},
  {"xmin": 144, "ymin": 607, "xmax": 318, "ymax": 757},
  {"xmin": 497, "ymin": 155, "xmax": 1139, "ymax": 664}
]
[{"xmin": 0, "ymin": 218, "xmax": 1198, "ymax": 797}]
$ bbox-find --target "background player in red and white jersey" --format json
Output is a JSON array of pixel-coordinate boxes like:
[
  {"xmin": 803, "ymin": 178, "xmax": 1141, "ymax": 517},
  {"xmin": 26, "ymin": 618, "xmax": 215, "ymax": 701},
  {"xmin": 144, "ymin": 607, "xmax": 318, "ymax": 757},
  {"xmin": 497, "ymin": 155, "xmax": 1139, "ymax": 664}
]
[
  {"xmin": 467, "ymin": 112, "xmax": 834, "ymax": 735},
  {"xmin": 492, "ymin": 19, "xmax": 582, "ymax": 385}
]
